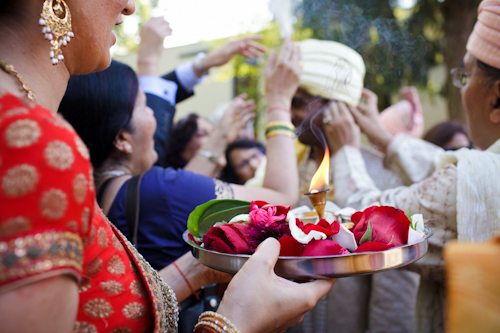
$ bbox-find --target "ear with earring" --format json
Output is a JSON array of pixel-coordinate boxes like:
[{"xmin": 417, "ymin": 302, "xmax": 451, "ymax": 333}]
[
  {"xmin": 39, "ymin": 0, "xmax": 74, "ymax": 65},
  {"xmin": 124, "ymin": 143, "xmax": 134, "ymax": 154}
]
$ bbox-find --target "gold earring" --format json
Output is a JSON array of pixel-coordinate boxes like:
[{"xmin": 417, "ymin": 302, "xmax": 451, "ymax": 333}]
[{"xmin": 39, "ymin": 0, "xmax": 74, "ymax": 65}]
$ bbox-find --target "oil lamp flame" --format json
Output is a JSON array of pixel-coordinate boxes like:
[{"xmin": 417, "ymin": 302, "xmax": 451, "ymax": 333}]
[
  {"xmin": 308, "ymin": 148, "xmax": 330, "ymax": 192},
  {"xmin": 305, "ymin": 148, "xmax": 330, "ymax": 219}
]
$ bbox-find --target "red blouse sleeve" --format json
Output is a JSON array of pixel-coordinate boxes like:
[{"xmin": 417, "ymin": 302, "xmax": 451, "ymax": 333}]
[{"xmin": 0, "ymin": 93, "xmax": 94, "ymax": 291}]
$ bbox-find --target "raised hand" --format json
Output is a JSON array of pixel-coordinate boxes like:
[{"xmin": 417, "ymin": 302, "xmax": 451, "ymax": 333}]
[
  {"xmin": 202, "ymin": 35, "xmax": 268, "ymax": 70},
  {"xmin": 217, "ymin": 238, "xmax": 336, "ymax": 333},
  {"xmin": 323, "ymin": 101, "xmax": 361, "ymax": 155},
  {"xmin": 217, "ymin": 93, "xmax": 256, "ymax": 144},
  {"xmin": 350, "ymin": 88, "xmax": 393, "ymax": 150},
  {"xmin": 265, "ymin": 39, "xmax": 302, "ymax": 110},
  {"xmin": 137, "ymin": 17, "xmax": 173, "ymax": 76}
]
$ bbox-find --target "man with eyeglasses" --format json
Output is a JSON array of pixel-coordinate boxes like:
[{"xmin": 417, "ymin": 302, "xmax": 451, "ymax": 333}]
[{"xmin": 326, "ymin": 1, "xmax": 500, "ymax": 331}]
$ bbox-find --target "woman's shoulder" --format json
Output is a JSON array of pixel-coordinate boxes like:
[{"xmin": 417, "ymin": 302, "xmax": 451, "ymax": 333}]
[{"xmin": 0, "ymin": 93, "xmax": 95, "ymax": 290}]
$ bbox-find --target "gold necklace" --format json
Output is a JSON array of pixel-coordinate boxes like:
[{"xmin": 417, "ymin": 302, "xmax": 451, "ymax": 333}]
[{"xmin": 0, "ymin": 59, "xmax": 37, "ymax": 103}]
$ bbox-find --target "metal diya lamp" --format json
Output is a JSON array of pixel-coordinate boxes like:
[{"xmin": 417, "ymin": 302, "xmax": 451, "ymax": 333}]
[{"xmin": 304, "ymin": 188, "xmax": 328, "ymax": 219}]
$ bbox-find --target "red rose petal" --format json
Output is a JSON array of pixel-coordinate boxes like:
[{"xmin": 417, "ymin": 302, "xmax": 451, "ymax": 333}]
[
  {"xmin": 352, "ymin": 206, "xmax": 411, "ymax": 247},
  {"xmin": 354, "ymin": 241, "xmax": 395, "ymax": 253},
  {"xmin": 278, "ymin": 235, "xmax": 303, "ymax": 256},
  {"xmin": 302, "ymin": 239, "xmax": 346, "ymax": 256},
  {"xmin": 188, "ymin": 232, "xmax": 202, "ymax": 246},
  {"xmin": 203, "ymin": 224, "xmax": 253, "ymax": 254}
]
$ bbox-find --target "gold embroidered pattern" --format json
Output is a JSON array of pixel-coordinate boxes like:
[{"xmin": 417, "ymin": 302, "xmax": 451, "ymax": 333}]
[
  {"xmin": 0, "ymin": 231, "xmax": 83, "ymax": 284},
  {"xmin": 79, "ymin": 276, "xmax": 92, "ymax": 293},
  {"xmin": 87, "ymin": 224, "xmax": 96, "ymax": 246},
  {"xmin": 88, "ymin": 169, "xmax": 95, "ymax": 193},
  {"xmin": 130, "ymin": 280, "xmax": 147, "ymax": 298},
  {"xmin": 106, "ymin": 221, "xmax": 178, "ymax": 332},
  {"xmin": 72, "ymin": 173, "xmax": 88, "ymax": 203},
  {"xmin": 67, "ymin": 220, "xmax": 78, "ymax": 231},
  {"xmin": 214, "ymin": 179, "xmax": 234, "ymax": 199},
  {"xmin": 40, "ymin": 189, "xmax": 67, "ymax": 219},
  {"xmin": 44, "ymin": 140, "xmax": 74, "ymax": 170},
  {"xmin": 73, "ymin": 321, "xmax": 98, "ymax": 333},
  {"xmin": 75, "ymin": 136, "xmax": 90, "ymax": 160},
  {"xmin": 0, "ymin": 216, "xmax": 32, "ymax": 238},
  {"xmin": 112, "ymin": 234, "xmax": 123, "ymax": 250},
  {"xmin": 97, "ymin": 227, "xmax": 108, "ymax": 248},
  {"xmin": 5, "ymin": 119, "xmax": 41, "ymax": 148},
  {"xmin": 2, "ymin": 164, "xmax": 39, "ymax": 197},
  {"xmin": 83, "ymin": 298, "xmax": 113, "ymax": 319},
  {"xmin": 86, "ymin": 257, "xmax": 102, "ymax": 276},
  {"xmin": 81, "ymin": 207, "xmax": 90, "ymax": 233},
  {"xmin": 101, "ymin": 280, "xmax": 124, "ymax": 295},
  {"xmin": 112, "ymin": 328, "xmax": 133, "ymax": 333},
  {"xmin": 122, "ymin": 302, "xmax": 146, "ymax": 320},
  {"xmin": 52, "ymin": 114, "xmax": 75, "ymax": 133},
  {"xmin": 108, "ymin": 255, "xmax": 125, "ymax": 275},
  {"xmin": 3, "ymin": 107, "xmax": 29, "ymax": 118}
]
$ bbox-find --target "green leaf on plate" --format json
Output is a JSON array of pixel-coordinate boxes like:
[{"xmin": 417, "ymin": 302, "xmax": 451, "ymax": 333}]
[
  {"xmin": 198, "ymin": 205, "xmax": 251, "ymax": 237},
  {"xmin": 187, "ymin": 199, "xmax": 250, "ymax": 237}
]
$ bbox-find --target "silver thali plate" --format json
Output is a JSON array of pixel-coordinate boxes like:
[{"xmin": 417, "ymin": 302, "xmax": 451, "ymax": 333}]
[{"xmin": 183, "ymin": 228, "xmax": 434, "ymax": 279}]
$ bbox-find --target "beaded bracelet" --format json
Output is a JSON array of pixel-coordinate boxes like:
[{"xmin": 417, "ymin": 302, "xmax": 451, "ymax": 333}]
[
  {"xmin": 194, "ymin": 311, "xmax": 241, "ymax": 333},
  {"xmin": 266, "ymin": 129, "xmax": 296, "ymax": 139}
]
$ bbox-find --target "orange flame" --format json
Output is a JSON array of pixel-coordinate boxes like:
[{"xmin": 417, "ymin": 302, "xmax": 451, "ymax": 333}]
[{"xmin": 308, "ymin": 147, "xmax": 330, "ymax": 191}]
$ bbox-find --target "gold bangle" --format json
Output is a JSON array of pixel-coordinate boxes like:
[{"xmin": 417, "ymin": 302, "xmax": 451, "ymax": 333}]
[
  {"xmin": 195, "ymin": 311, "xmax": 240, "ymax": 333},
  {"xmin": 265, "ymin": 121, "xmax": 295, "ymax": 131},
  {"xmin": 266, "ymin": 129, "xmax": 296, "ymax": 139}
]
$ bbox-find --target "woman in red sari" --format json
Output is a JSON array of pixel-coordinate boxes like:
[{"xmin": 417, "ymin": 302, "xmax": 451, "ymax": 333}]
[{"xmin": 0, "ymin": 0, "xmax": 335, "ymax": 332}]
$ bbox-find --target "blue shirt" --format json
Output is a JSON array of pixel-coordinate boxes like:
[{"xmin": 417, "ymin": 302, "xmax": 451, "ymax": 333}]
[{"xmin": 107, "ymin": 166, "xmax": 233, "ymax": 270}]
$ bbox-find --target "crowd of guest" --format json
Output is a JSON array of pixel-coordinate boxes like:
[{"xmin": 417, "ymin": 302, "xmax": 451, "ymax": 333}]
[{"xmin": 1, "ymin": 0, "xmax": 500, "ymax": 332}]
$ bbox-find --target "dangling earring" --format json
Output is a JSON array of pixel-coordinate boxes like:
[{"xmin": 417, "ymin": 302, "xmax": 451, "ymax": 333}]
[{"xmin": 39, "ymin": 0, "xmax": 74, "ymax": 65}]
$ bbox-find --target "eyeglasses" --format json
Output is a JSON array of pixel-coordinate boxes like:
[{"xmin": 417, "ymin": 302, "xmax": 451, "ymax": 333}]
[
  {"xmin": 234, "ymin": 151, "xmax": 263, "ymax": 170},
  {"xmin": 450, "ymin": 67, "xmax": 491, "ymax": 88}
]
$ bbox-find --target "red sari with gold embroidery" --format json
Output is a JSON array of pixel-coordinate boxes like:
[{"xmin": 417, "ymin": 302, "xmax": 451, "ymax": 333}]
[{"xmin": 0, "ymin": 94, "xmax": 178, "ymax": 332}]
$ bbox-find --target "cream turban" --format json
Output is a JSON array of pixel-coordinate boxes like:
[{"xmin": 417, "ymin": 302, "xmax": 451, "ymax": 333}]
[
  {"xmin": 297, "ymin": 39, "xmax": 366, "ymax": 106},
  {"xmin": 467, "ymin": 0, "xmax": 500, "ymax": 69}
]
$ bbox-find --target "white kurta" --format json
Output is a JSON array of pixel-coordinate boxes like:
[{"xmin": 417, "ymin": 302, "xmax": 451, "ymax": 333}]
[{"xmin": 333, "ymin": 134, "xmax": 500, "ymax": 332}]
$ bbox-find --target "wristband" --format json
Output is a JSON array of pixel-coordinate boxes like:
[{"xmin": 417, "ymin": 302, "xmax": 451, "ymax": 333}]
[
  {"xmin": 267, "ymin": 106, "xmax": 291, "ymax": 114},
  {"xmin": 194, "ymin": 52, "xmax": 209, "ymax": 76},
  {"xmin": 172, "ymin": 262, "xmax": 200, "ymax": 300},
  {"xmin": 197, "ymin": 150, "xmax": 219, "ymax": 164}
]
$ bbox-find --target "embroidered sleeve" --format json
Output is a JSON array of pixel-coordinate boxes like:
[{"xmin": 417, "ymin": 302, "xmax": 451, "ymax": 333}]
[
  {"xmin": 214, "ymin": 179, "xmax": 234, "ymax": 199},
  {"xmin": 0, "ymin": 94, "xmax": 93, "ymax": 291}
]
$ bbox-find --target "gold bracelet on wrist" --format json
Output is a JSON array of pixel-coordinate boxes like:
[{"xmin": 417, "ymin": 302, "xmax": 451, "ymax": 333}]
[
  {"xmin": 265, "ymin": 121, "xmax": 295, "ymax": 131},
  {"xmin": 266, "ymin": 129, "xmax": 296, "ymax": 139},
  {"xmin": 194, "ymin": 311, "xmax": 241, "ymax": 333}
]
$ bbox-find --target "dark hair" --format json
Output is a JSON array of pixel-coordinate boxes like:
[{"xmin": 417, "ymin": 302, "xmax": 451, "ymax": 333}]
[
  {"xmin": 219, "ymin": 139, "xmax": 265, "ymax": 184},
  {"xmin": 58, "ymin": 60, "xmax": 138, "ymax": 169},
  {"xmin": 423, "ymin": 120, "xmax": 469, "ymax": 150},
  {"xmin": 165, "ymin": 113, "xmax": 199, "ymax": 169},
  {"xmin": 477, "ymin": 59, "xmax": 500, "ymax": 86}
]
